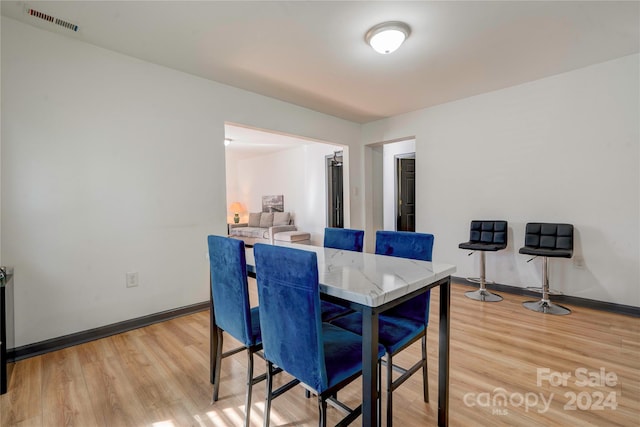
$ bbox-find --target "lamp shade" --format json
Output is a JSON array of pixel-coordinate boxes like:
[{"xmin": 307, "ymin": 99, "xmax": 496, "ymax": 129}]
[
  {"xmin": 365, "ymin": 21, "xmax": 411, "ymax": 54},
  {"xmin": 229, "ymin": 202, "xmax": 243, "ymax": 213}
]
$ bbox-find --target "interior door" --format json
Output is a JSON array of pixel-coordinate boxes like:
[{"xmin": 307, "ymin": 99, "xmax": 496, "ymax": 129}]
[
  {"xmin": 397, "ymin": 157, "xmax": 415, "ymax": 232},
  {"xmin": 327, "ymin": 153, "xmax": 344, "ymax": 228}
]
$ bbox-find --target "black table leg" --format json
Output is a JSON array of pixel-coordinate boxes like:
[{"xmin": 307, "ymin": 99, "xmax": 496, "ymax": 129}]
[
  {"xmin": 438, "ymin": 277, "xmax": 451, "ymax": 426},
  {"xmin": 361, "ymin": 306, "xmax": 379, "ymax": 426}
]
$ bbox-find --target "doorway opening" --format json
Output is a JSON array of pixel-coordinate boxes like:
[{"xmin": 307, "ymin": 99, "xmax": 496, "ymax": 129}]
[
  {"xmin": 363, "ymin": 137, "xmax": 415, "ymax": 251},
  {"xmin": 381, "ymin": 139, "xmax": 416, "ymax": 231},
  {"xmin": 224, "ymin": 122, "xmax": 350, "ymax": 244},
  {"xmin": 327, "ymin": 151, "xmax": 344, "ymax": 228}
]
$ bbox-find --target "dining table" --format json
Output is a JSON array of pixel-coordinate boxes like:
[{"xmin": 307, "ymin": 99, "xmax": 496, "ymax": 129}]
[{"xmin": 210, "ymin": 242, "xmax": 456, "ymax": 427}]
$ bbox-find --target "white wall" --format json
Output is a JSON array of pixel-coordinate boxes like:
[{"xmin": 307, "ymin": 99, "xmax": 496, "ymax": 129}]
[
  {"xmin": 363, "ymin": 145, "xmax": 383, "ymax": 253},
  {"xmin": 382, "ymin": 140, "xmax": 416, "ymax": 231},
  {"xmin": 363, "ymin": 54, "xmax": 639, "ymax": 307},
  {"xmin": 1, "ymin": 17, "xmax": 362, "ymax": 347},
  {"xmin": 226, "ymin": 143, "xmax": 345, "ymax": 245}
]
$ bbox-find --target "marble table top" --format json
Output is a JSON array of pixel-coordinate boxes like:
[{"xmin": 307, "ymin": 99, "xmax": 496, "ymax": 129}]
[{"xmin": 245, "ymin": 243, "xmax": 456, "ymax": 308}]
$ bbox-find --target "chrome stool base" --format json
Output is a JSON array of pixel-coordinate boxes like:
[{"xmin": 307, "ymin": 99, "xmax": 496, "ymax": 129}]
[
  {"xmin": 467, "ymin": 276, "xmax": 495, "ymax": 285},
  {"xmin": 463, "ymin": 251, "xmax": 503, "ymax": 303},
  {"xmin": 525, "ymin": 286, "xmax": 563, "ymax": 295},
  {"xmin": 465, "ymin": 288, "xmax": 503, "ymax": 302},
  {"xmin": 523, "ymin": 256, "xmax": 571, "ymax": 315},
  {"xmin": 523, "ymin": 299, "xmax": 571, "ymax": 315}
]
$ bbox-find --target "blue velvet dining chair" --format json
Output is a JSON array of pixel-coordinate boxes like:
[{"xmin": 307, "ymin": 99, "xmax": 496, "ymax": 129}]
[
  {"xmin": 207, "ymin": 235, "xmax": 264, "ymax": 427},
  {"xmin": 330, "ymin": 230, "xmax": 434, "ymax": 427},
  {"xmin": 253, "ymin": 243, "xmax": 385, "ymax": 427},
  {"xmin": 323, "ymin": 227, "xmax": 365, "ymax": 252},
  {"xmin": 320, "ymin": 227, "xmax": 365, "ymax": 322}
]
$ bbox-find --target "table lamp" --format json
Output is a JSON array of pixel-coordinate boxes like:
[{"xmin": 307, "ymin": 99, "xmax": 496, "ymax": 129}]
[{"xmin": 229, "ymin": 202, "xmax": 243, "ymax": 224}]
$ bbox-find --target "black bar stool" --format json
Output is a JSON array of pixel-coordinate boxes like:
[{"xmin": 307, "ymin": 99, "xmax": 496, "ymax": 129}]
[
  {"xmin": 519, "ymin": 223, "xmax": 573, "ymax": 315},
  {"xmin": 458, "ymin": 220, "xmax": 507, "ymax": 302}
]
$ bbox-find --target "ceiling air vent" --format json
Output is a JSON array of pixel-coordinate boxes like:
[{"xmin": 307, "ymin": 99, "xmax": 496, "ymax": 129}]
[
  {"xmin": 27, "ymin": 8, "xmax": 54, "ymax": 23},
  {"xmin": 27, "ymin": 8, "xmax": 79, "ymax": 32},
  {"xmin": 54, "ymin": 18, "xmax": 79, "ymax": 32}
]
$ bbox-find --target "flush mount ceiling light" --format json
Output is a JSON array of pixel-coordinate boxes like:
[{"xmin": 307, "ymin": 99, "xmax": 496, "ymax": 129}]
[{"xmin": 365, "ymin": 21, "xmax": 411, "ymax": 54}]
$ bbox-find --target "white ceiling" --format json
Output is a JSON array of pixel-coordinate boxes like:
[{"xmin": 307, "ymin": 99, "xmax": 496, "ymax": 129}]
[{"xmin": 2, "ymin": 1, "xmax": 638, "ymax": 124}]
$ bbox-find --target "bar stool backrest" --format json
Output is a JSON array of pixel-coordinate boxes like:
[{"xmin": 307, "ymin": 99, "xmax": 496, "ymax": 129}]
[
  {"xmin": 469, "ymin": 220, "xmax": 507, "ymax": 248},
  {"xmin": 522, "ymin": 223, "xmax": 573, "ymax": 258}
]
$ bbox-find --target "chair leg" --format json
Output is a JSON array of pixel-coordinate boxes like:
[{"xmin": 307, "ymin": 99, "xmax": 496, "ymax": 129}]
[
  {"xmin": 264, "ymin": 361, "xmax": 274, "ymax": 427},
  {"xmin": 244, "ymin": 350, "xmax": 254, "ymax": 427},
  {"xmin": 212, "ymin": 328, "xmax": 224, "ymax": 402},
  {"xmin": 465, "ymin": 251, "xmax": 502, "ymax": 302},
  {"xmin": 386, "ymin": 354, "xmax": 393, "ymax": 427},
  {"xmin": 318, "ymin": 397, "xmax": 328, "ymax": 427},
  {"xmin": 422, "ymin": 336, "xmax": 429, "ymax": 403},
  {"xmin": 523, "ymin": 257, "xmax": 571, "ymax": 315}
]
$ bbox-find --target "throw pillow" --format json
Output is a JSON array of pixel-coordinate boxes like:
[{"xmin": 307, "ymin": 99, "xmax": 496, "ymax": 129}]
[
  {"xmin": 248, "ymin": 212, "xmax": 261, "ymax": 227},
  {"xmin": 259, "ymin": 212, "xmax": 274, "ymax": 228},
  {"xmin": 273, "ymin": 212, "xmax": 291, "ymax": 226}
]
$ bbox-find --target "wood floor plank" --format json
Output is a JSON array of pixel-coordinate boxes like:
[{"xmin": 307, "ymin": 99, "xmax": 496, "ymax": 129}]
[
  {"xmin": 41, "ymin": 347, "xmax": 100, "ymax": 426},
  {"xmin": 0, "ymin": 356, "xmax": 42, "ymax": 426},
  {"xmin": 1, "ymin": 282, "xmax": 638, "ymax": 426}
]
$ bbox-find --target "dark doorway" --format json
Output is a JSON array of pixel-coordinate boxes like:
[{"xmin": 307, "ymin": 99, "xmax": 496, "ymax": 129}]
[
  {"xmin": 327, "ymin": 152, "xmax": 344, "ymax": 228},
  {"xmin": 396, "ymin": 156, "xmax": 415, "ymax": 232}
]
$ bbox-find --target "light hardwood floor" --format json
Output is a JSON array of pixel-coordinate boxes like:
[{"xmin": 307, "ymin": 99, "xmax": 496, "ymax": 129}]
[{"xmin": 1, "ymin": 281, "xmax": 638, "ymax": 426}]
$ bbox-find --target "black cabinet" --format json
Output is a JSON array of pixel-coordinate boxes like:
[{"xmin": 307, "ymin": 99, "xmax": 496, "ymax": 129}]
[{"xmin": 1, "ymin": 267, "xmax": 14, "ymax": 395}]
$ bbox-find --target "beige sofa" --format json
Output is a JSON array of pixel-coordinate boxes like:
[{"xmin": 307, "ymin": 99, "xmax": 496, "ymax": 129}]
[{"xmin": 229, "ymin": 211, "xmax": 297, "ymax": 246}]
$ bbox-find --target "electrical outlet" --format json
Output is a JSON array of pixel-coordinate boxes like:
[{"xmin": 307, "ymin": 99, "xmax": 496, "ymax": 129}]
[{"xmin": 126, "ymin": 272, "xmax": 139, "ymax": 288}]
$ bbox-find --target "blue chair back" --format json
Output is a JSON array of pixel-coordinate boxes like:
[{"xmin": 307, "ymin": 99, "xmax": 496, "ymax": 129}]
[
  {"xmin": 323, "ymin": 228, "xmax": 365, "ymax": 252},
  {"xmin": 208, "ymin": 235, "xmax": 254, "ymax": 347},
  {"xmin": 253, "ymin": 243, "xmax": 327, "ymax": 392},
  {"xmin": 375, "ymin": 231, "xmax": 434, "ymax": 323}
]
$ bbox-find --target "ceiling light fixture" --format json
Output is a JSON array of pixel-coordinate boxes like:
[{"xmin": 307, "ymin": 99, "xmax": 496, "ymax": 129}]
[
  {"xmin": 224, "ymin": 138, "xmax": 232, "ymax": 146},
  {"xmin": 365, "ymin": 21, "xmax": 411, "ymax": 54}
]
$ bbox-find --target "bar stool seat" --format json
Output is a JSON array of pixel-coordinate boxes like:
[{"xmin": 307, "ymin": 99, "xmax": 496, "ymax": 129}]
[
  {"xmin": 458, "ymin": 220, "xmax": 507, "ymax": 302},
  {"xmin": 519, "ymin": 222, "xmax": 574, "ymax": 315}
]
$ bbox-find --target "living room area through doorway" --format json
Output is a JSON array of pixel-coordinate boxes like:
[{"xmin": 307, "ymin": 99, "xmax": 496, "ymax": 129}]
[{"xmin": 223, "ymin": 123, "xmax": 350, "ymax": 246}]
